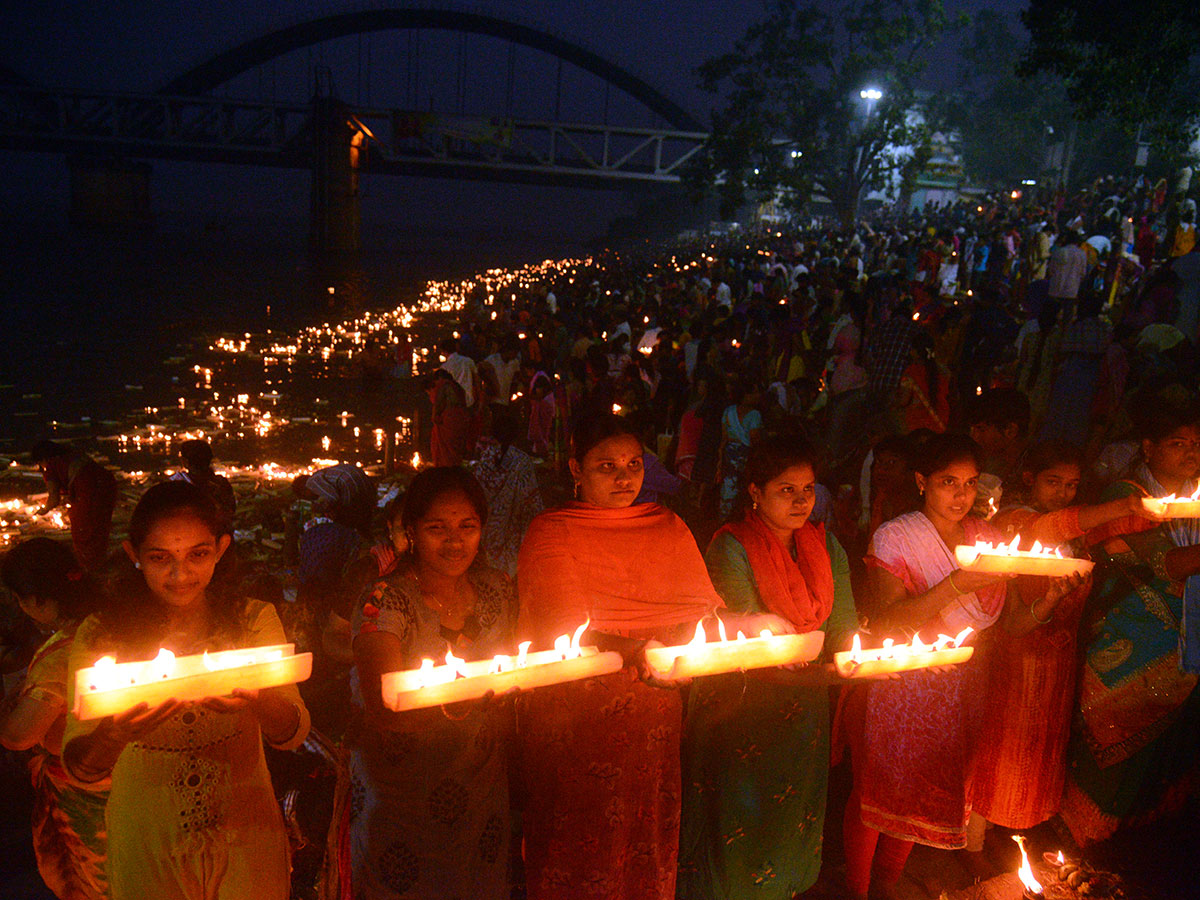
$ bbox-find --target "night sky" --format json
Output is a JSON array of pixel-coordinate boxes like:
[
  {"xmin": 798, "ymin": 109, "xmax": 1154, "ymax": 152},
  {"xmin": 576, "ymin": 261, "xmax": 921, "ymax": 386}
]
[{"xmin": 0, "ymin": 1, "xmax": 1021, "ymax": 241}]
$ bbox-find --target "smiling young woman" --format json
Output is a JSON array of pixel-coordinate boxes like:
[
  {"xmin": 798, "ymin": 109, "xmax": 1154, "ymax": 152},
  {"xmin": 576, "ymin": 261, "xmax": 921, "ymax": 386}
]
[
  {"xmin": 973, "ymin": 441, "xmax": 1162, "ymax": 836},
  {"xmin": 349, "ymin": 467, "xmax": 516, "ymax": 900},
  {"xmin": 61, "ymin": 481, "xmax": 309, "ymax": 900}
]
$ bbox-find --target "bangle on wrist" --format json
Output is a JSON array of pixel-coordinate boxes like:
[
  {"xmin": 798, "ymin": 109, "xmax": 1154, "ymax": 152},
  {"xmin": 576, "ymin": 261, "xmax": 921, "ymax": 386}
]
[
  {"xmin": 948, "ymin": 571, "xmax": 965, "ymax": 595},
  {"xmin": 1030, "ymin": 596, "xmax": 1054, "ymax": 625},
  {"xmin": 265, "ymin": 702, "xmax": 301, "ymax": 746}
]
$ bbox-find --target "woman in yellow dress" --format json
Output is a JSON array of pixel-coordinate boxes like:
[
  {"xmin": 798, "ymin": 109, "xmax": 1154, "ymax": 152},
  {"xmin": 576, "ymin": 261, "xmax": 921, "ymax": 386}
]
[{"xmin": 62, "ymin": 481, "xmax": 309, "ymax": 900}]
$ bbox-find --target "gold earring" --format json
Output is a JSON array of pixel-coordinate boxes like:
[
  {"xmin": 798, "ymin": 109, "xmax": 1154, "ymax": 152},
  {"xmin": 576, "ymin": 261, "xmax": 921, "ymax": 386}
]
[{"xmin": 752, "ymin": 500, "xmax": 758, "ymax": 510}]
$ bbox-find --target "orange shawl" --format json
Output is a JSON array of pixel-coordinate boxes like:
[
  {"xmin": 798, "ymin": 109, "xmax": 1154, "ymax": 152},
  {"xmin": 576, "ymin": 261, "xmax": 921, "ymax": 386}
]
[
  {"xmin": 517, "ymin": 502, "xmax": 722, "ymax": 645},
  {"xmin": 712, "ymin": 515, "xmax": 834, "ymax": 632}
]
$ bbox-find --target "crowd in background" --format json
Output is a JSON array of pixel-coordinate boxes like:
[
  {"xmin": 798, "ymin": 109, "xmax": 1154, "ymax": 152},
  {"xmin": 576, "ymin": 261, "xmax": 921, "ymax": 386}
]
[{"xmin": 3, "ymin": 168, "xmax": 1200, "ymax": 900}]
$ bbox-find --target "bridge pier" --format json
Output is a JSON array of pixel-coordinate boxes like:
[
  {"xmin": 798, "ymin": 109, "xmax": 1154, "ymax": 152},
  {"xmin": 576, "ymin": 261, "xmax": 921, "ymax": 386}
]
[
  {"xmin": 309, "ymin": 96, "xmax": 361, "ymax": 255},
  {"xmin": 68, "ymin": 156, "xmax": 153, "ymax": 228}
]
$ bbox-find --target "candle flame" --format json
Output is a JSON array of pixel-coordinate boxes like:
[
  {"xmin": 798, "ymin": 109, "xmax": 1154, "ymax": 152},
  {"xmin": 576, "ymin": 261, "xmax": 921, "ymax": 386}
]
[
  {"xmin": 150, "ymin": 648, "xmax": 177, "ymax": 679},
  {"xmin": 445, "ymin": 650, "xmax": 468, "ymax": 679},
  {"xmin": 88, "ymin": 655, "xmax": 122, "ymax": 691},
  {"xmin": 850, "ymin": 633, "xmax": 863, "ymax": 662},
  {"xmin": 570, "ymin": 619, "xmax": 590, "ymax": 655},
  {"xmin": 1056, "ymin": 850, "xmax": 1065, "ymax": 864},
  {"xmin": 416, "ymin": 658, "xmax": 437, "ymax": 687},
  {"xmin": 959, "ymin": 538, "xmax": 1066, "ymax": 560},
  {"xmin": 952, "ymin": 626, "xmax": 974, "ymax": 647},
  {"xmin": 516, "ymin": 641, "xmax": 531, "ymax": 667},
  {"xmin": 688, "ymin": 620, "xmax": 708, "ymax": 648},
  {"xmin": 757, "ymin": 629, "xmax": 772, "ymax": 639},
  {"xmin": 1012, "ymin": 834, "xmax": 1042, "ymax": 894},
  {"xmin": 716, "ymin": 617, "xmax": 728, "ymax": 643},
  {"xmin": 553, "ymin": 634, "xmax": 571, "ymax": 659}
]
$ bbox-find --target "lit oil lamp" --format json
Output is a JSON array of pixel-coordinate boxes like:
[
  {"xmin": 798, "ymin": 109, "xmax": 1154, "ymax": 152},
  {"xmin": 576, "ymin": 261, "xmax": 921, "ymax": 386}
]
[
  {"xmin": 955, "ymin": 535, "xmax": 1093, "ymax": 578},
  {"xmin": 1141, "ymin": 484, "xmax": 1200, "ymax": 518},
  {"xmin": 381, "ymin": 621, "xmax": 622, "ymax": 712},
  {"xmin": 74, "ymin": 644, "xmax": 312, "ymax": 720},
  {"xmin": 644, "ymin": 618, "xmax": 824, "ymax": 681},
  {"xmin": 834, "ymin": 628, "xmax": 974, "ymax": 678}
]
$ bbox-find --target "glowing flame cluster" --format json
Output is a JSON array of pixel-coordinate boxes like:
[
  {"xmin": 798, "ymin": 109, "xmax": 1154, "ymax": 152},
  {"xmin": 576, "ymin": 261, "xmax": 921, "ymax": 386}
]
[
  {"xmin": 847, "ymin": 627, "xmax": 974, "ymax": 664},
  {"xmin": 683, "ymin": 616, "xmax": 772, "ymax": 649},
  {"xmin": 414, "ymin": 621, "xmax": 591, "ymax": 689},
  {"xmin": 86, "ymin": 645, "xmax": 285, "ymax": 692},
  {"xmin": 963, "ymin": 535, "xmax": 1064, "ymax": 559},
  {"xmin": 1147, "ymin": 484, "xmax": 1200, "ymax": 505},
  {"xmin": 88, "ymin": 648, "xmax": 178, "ymax": 692}
]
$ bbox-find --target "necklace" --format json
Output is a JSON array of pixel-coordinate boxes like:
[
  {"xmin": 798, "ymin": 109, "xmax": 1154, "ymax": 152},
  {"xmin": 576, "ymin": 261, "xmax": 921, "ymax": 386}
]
[{"xmin": 417, "ymin": 571, "xmax": 474, "ymax": 621}]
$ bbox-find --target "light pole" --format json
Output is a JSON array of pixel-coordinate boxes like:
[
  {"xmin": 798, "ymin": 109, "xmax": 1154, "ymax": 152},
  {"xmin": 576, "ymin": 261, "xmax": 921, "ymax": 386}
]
[
  {"xmin": 854, "ymin": 88, "xmax": 885, "ymax": 203},
  {"xmin": 859, "ymin": 87, "xmax": 883, "ymax": 120}
]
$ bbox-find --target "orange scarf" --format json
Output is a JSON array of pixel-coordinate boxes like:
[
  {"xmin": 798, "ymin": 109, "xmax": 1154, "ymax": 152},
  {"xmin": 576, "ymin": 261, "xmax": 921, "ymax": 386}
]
[
  {"xmin": 517, "ymin": 502, "xmax": 722, "ymax": 645},
  {"xmin": 713, "ymin": 514, "xmax": 834, "ymax": 632}
]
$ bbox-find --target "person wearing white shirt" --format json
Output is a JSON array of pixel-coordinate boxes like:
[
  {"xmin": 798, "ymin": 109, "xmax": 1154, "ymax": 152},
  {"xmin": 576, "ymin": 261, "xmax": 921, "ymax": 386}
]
[
  {"xmin": 481, "ymin": 340, "xmax": 521, "ymax": 405},
  {"xmin": 439, "ymin": 337, "xmax": 479, "ymax": 407}
]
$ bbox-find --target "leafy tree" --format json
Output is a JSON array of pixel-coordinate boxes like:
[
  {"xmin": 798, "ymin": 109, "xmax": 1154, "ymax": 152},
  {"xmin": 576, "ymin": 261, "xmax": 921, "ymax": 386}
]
[
  {"xmin": 689, "ymin": 0, "xmax": 965, "ymax": 225},
  {"xmin": 1019, "ymin": 0, "xmax": 1200, "ymax": 149},
  {"xmin": 942, "ymin": 9, "xmax": 1075, "ymax": 188}
]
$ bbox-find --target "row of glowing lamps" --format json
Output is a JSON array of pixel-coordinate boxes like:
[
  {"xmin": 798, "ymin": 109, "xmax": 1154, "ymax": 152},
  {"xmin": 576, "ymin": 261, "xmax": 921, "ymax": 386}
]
[
  {"xmin": 73, "ymin": 603, "xmax": 1070, "ymax": 896},
  {"xmin": 101, "ymin": 256, "xmax": 599, "ymax": 472},
  {"xmin": 7, "ymin": 255, "xmax": 602, "ymax": 543}
]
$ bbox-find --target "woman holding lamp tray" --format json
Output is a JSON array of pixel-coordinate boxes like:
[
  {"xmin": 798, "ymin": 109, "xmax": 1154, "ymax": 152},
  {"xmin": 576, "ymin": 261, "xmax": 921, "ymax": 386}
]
[
  {"xmin": 843, "ymin": 433, "xmax": 1012, "ymax": 900},
  {"xmin": 678, "ymin": 434, "xmax": 858, "ymax": 900},
  {"xmin": 1061, "ymin": 411, "xmax": 1200, "ymax": 845},
  {"xmin": 62, "ymin": 481, "xmax": 309, "ymax": 900},
  {"xmin": 516, "ymin": 414, "xmax": 790, "ymax": 900},
  {"xmin": 972, "ymin": 440, "xmax": 1162, "ymax": 837},
  {"xmin": 350, "ymin": 467, "xmax": 516, "ymax": 900}
]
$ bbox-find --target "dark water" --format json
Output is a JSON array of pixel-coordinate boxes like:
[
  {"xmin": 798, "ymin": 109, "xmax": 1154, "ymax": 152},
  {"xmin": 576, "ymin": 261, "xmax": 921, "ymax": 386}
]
[{"xmin": 0, "ymin": 222, "xmax": 580, "ymax": 457}]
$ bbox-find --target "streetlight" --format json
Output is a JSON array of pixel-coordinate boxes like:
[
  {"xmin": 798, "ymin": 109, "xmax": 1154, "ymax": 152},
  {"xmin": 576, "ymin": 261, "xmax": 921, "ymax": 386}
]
[{"xmin": 859, "ymin": 87, "xmax": 883, "ymax": 121}]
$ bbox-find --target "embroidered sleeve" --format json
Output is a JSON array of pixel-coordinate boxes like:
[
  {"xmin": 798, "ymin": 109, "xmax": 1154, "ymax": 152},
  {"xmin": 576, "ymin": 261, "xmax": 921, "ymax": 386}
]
[{"xmin": 357, "ymin": 580, "xmax": 415, "ymax": 645}]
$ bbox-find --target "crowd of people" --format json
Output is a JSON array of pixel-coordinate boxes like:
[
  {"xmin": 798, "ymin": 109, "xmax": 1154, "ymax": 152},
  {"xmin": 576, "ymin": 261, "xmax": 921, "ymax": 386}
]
[{"xmin": 2, "ymin": 170, "xmax": 1200, "ymax": 900}]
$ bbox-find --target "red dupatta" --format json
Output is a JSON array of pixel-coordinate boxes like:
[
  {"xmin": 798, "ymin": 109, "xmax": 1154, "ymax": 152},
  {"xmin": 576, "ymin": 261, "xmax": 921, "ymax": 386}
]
[
  {"xmin": 712, "ymin": 514, "xmax": 834, "ymax": 632},
  {"xmin": 517, "ymin": 501, "xmax": 722, "ymax": 645}
]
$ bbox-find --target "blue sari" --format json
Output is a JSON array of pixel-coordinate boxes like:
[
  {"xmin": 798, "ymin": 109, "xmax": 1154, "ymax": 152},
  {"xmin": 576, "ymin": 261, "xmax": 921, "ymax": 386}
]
[{"xmin": 1062, "ymin": 469, "xmax": 1200, "ymax": 844}]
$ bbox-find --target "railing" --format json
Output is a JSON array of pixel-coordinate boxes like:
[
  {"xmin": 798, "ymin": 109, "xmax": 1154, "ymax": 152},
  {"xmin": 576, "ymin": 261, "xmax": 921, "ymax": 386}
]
[{"xmin": 0, "ymin": 84, "xmax": 708, "ymax": 184}]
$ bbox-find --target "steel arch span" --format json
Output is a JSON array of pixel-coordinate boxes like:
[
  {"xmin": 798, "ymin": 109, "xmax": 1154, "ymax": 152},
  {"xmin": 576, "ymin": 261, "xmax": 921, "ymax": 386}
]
[{"xmin": 161, "ymin": 8, "xmax": 705, "ymax": 132}]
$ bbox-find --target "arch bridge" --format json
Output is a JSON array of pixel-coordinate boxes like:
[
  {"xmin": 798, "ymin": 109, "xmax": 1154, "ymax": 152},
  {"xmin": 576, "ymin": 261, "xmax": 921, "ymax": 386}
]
[{"xmin": 0, "ymin": 8, "xmax": 710, "ymax": 250}]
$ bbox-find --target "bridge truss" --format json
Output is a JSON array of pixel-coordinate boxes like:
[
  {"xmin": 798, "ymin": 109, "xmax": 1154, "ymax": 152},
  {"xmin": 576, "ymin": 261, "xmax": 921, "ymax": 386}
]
[{"xmin": 0, "ymin": 84, "xmax": 708, "ymax": 188}]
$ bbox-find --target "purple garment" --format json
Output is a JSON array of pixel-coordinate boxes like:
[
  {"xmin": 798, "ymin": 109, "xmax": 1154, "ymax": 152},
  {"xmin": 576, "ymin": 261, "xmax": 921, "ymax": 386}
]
[{"xmin": 635, "ymin": 452, "xmax": 683, "ymax": 505}]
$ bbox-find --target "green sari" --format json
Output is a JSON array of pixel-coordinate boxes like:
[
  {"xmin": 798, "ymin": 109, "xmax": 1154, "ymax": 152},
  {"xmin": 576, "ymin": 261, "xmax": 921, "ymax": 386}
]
[
  {"xmin": 677, "ymin": 530, "xmax": 857, "ymax": 900},
  {"xmin": 1063, "ymin": 476, "xmax": 1200, "ymax": 845}
]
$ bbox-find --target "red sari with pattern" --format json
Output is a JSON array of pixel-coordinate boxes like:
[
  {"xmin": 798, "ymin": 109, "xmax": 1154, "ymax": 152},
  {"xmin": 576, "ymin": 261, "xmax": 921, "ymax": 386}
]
[
  {"xmin": 971, "ymin": 506, "xmax": 1092, "ymax": 828},
  {"xmin": 516, "ymin": 502, "xmax": 721, "ymax": 900},
  {"xmin": 855, "ymin": 511, "xmax": 1007, "ymax": 848}
]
